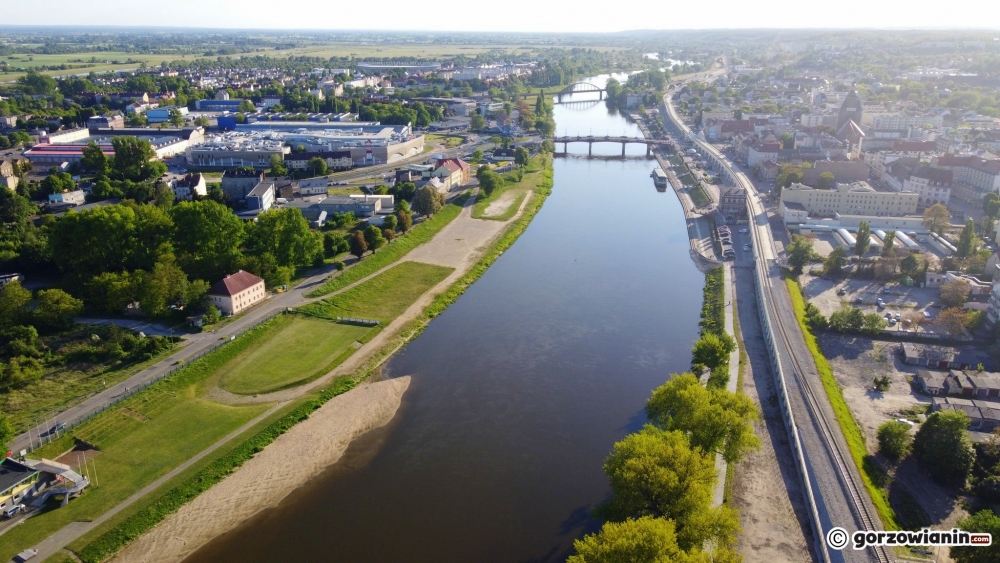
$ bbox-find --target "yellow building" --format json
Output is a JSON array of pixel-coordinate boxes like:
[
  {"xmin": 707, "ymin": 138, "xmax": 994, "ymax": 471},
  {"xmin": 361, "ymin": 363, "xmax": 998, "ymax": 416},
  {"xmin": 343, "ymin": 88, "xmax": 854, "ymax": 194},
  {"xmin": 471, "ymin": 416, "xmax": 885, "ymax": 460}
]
[{"xmin": 779, "ymin": 181, "xmax": 918, "ymax": 218}]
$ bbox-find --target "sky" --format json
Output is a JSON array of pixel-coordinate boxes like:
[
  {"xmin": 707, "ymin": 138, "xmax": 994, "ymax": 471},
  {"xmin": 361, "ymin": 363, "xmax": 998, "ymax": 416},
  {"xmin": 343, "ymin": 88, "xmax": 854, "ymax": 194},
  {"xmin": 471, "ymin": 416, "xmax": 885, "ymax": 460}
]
[{"xmin": 3, "ymin": 0, "xmax": 999, "ymax": 33}]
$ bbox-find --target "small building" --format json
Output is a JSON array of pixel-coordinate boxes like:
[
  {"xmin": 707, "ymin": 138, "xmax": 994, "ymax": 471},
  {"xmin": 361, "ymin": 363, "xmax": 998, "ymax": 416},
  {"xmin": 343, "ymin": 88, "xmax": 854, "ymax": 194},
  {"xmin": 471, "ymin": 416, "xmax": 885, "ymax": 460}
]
[
  {"xmin": 207, "ymin": 270, "xmax": 266, "ymax": 316},
  {"xmin": 284, "ymin": 151, "xmax": 352, "ymax": 172},
  {"xmin": 246, "ymin": 180, "xmax": 275, "ymax": 212},
  {"xmin": 0, "ymin": 458, "xmax": 40, "ymax": 513},
  {"xmin": 221, "ymin": 168, "xmax": 266, "ymax": 202},
  {"xmin": 931, "ymin": 396, "xmax": 1000, "ymax": 433},
  {"xmin": 719, "ymin": 187, "xmax": 747, "ymax": 218},
  {"xmin": 312, "ymin": 195, "xmax": 382, "ymax": 217},
  {"xmin": 900, "ymin": 343, "xmax": 992, "ymax": 371},
  {"xmin": 146, "ymin": 106, "xmax": 189, "ymax": 124},
  {"xmin": 298, "ymin": 178, "xmax": 329, "ymax": 196},
  {"xmin": 433, "ymin": 157, "xmax": 470, "ymax": 187},
  {"xmin": 914, "ymin": 369, "xmax": 947, "ymax": 396},
  {"xmin": 48, "ymin": 190, "xmax": 85, "ymax": 205},
  {"xmin": 171, "ymin": 173, "xmax": 206, "ymax": 201}
]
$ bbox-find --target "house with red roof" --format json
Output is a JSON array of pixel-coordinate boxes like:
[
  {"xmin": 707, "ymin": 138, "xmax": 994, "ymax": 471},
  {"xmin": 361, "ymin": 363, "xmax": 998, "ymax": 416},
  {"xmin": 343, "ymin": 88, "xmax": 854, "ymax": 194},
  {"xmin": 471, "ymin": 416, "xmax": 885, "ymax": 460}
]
[
  {"xmin": 207, "ymin": 270, "xmax": 266, "ymax": 315},
  {"xmin": 433, "ymin": 158, "xmax": 470, "ymax": 189}
]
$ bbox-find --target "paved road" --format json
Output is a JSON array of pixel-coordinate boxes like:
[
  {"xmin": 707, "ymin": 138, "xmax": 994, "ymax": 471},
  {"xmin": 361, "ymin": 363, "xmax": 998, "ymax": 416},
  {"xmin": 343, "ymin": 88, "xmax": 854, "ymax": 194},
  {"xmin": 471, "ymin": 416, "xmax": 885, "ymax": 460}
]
[{"xmin": 663, "ymin": 91, "xmax": 885, "ymax": 563}]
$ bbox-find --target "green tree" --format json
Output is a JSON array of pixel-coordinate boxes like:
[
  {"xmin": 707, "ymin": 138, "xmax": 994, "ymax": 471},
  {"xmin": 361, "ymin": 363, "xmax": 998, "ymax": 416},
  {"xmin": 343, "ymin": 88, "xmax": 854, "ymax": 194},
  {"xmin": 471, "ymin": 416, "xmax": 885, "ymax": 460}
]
[
  {"xmin": 194, "ymin": 116, "xmax": 210, "ymax": 128},
  {"xmin": 786, "ymin": 235, "xmax": 815, "ymax": 274},
  {"xmin": 861, "ymin": 312, "xmax": 887, "ymax": 335},
  {"xmin": 940, "ymin": 279, "xmax": 971, "ymax": 308},
  {"xmin": 514, "ymin": 146, "xmax": 530, "ymax": 167},
  {"xmin": 881, "ymin": 230, "xmax": 896, "ymax": 257},
  {"xmin": 348, "ymin": 230, "xmax": 368, "ymax": 259},
  {"xmin": 923, "ymin": 203, "xmax": 951, "ymax": 236},
  {"xmin": 957, "ymin": 219, "xmax": 977, "ymax": 258},
  {"xmin": 238, "ymin": 100, "xmax": 256, "ymax": 113},
  {"xmin": 828, "ymin": 306, "xmax": 865, "ymax": 332},
  {"xmin": 567, "ymin": 517, "xmax": 702, "ymax": 563},
  {"xmin": 900, "ymin": 254, "xmax": 920, "ymax": 277},
  {"xmin": 597, "ymin": 425, "xmax": 738, "ymax": 550},
  {"xmin": 268, "ymin": 154, "xmax": 287, "ymax": 177},
  {"xmin": 471, "ymin": 149, "xmax": 484, "ymax": 164},
  {"xmin": 170, "ymin": 200, "xmax": 246, "ymax": 281},
  {"xmin": 855, "ymin": 221, "xmax": 871, "ymax": 258},
  {"xmin": 363, "ymin": 224, "xmax": 387, "ymax": 253},
  {"xmin": 109, "ymin": 136, "xmax": 164, "ymax": 182},
  {"xmin": 690, "ymin": 332, "xmax": 735, "ymax": 372},
  {"xmin": 913, "ymin": 410, "xmax": 975, "ymax": 487},
  {"xmin": 816, "ymin": 171, "xmax": 835, "ymax": 189},
  {"xmin": 877, "ymin": 420, "xmax": 912, "ymax": 463},
  {"xmin": 245, "ymin": 208, "xmax": 321, "ymax": 268},
  {"xmin": 951, "ymin": 510, "xmax": 1000, "ymax": 563},
  {"xmin": 382, "ymin": 214, "xmax": 398, "ymax": 231},
  {"xmin": 983, "ymin": 192, "xmax": 1000, "ymax": 220},
  {"xmin": 397, "ymin": 210, "xmax": 413, "ymax": 232},
  {"xmin": 307, "ymin": 156, "xmax": 328, "ymax": 177},
  {"xmin": 17, "ymin": 70, "xmax": 57, "ymax": 95},
  {"xmin": 478, "ymin": 170, "xmax": 505, "ymax": 196},
  {"xmin": 202, "ymin": 304, "xmax": 221, "ymax": 325},
  {"xmin": 154, "ymin": 182, "xmax": 175, "ymax": 209},
  {"xmin": 470, "ymin": 113, "xmax": 486, "ymax": 131},
  {"xmin": 323, "ymin": 232, "xmax": 348, "ymax": 258},
  {"xmin": 33, "ymin": 289, "xmax": 82, "ymax": 331},
  {"xmin": 80, "ymin": 141, "xmax": 109, "ymax": 174},
  {"xmin": 0, "ymin": 281, "xmax": 32, "ymax": 330},
  {"xmin": 136, "ymin": 253, "xmax": 189, "ymax": 317},
  {"xmin": 0, "ymin": 189, "xmax": 36, "ymax": 225},
  {"xmin": 413, "ymin": 186, "xmax": 444, "ymax": 217},
  {"xmin": 168, "ymin": 109, "xmax": 184, "ymax": 127},
  {"xmin": 823, "ymin": 246, "xmax": 847, "ymax": 275},
  {"xmin": 645, "ymin": 373, "xmax": 760, "ymax": 464}
]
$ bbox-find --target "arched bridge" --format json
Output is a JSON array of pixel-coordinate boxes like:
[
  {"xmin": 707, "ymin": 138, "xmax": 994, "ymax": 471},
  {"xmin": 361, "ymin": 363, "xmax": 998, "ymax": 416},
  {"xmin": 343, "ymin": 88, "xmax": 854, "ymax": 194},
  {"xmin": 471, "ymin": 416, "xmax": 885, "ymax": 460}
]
[
  {"xmin": 552, "ymin": 135, "xmax": 675, "ymax": 156},
  {"xmin": 558, "ymin": 82, "xmax": 607, "ymax": 100}
]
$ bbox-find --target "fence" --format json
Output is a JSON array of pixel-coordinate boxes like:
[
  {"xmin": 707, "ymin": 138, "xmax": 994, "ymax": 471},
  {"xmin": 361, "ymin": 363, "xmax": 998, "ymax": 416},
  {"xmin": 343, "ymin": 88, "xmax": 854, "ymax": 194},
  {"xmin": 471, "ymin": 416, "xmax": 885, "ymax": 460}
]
[{"xmin": 25, "ymin": 308, "xmax": 287, "ymax": 455}]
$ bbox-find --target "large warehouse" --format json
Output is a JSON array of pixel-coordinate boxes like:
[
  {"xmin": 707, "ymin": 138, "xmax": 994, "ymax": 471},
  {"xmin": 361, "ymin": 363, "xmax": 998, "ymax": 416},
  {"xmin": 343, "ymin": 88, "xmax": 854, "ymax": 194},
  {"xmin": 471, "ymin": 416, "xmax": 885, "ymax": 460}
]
[
  {"xmin": 24, "ymin": 127, "xmax": 205, "ymax": 166},
  {"xmin": 233, "ymin": 121, "xmax": 424, "ymax": 165}
]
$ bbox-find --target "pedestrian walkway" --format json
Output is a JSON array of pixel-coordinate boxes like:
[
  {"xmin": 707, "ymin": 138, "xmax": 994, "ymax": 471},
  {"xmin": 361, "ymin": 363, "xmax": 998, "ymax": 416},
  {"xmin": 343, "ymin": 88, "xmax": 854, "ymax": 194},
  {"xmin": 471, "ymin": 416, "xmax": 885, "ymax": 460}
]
[{"xmin": 712, "ymin": 263, "xmax": 740, "ymax": 507}]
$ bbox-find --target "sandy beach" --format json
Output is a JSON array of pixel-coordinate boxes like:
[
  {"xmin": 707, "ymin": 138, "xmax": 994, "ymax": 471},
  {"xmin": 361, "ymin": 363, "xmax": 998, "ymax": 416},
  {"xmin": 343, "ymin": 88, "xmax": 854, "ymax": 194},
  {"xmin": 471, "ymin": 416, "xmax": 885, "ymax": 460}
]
[{"xmin": 110, "ymin": 376, "xmax": 411, "ymax": 563}]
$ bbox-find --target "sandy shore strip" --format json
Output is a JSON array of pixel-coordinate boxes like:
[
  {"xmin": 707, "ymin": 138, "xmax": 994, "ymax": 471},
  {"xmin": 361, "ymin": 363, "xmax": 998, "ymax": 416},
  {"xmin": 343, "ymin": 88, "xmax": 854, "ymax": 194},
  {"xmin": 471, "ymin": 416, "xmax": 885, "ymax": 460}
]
[
  {"xmin": 110, "ymin": 377, "xmax": 411, "ymax": 563},
  {"xmin": 483, "ymin": 191, "xmax": 517, "ymax": 217}
]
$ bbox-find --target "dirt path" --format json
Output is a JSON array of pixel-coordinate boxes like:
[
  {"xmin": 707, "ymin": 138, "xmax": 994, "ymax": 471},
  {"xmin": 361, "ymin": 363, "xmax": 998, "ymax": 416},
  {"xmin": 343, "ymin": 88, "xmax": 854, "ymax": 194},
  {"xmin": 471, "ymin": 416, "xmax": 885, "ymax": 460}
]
[
  {"xmin": 206, "ymin": 190, "xmax": 533, "ymax": 407},
  {"xmin": 483, "ymin": 191, "xmax": 517, "ymax": 217},
  {"xmin": 731, "ymin": 265, "xmax": 812, "ymax": 563},
  {"xmin": 110, "ymin": 377, "xmax": 411, "ymax": 563}
]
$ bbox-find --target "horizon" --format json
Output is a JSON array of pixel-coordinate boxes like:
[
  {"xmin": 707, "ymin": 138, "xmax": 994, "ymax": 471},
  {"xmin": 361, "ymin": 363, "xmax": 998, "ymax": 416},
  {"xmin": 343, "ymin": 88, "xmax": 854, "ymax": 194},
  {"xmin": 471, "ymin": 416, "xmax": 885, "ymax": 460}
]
[{"xmin": 3, "ymin": 0, "xmax": 999, "ymax": 33}]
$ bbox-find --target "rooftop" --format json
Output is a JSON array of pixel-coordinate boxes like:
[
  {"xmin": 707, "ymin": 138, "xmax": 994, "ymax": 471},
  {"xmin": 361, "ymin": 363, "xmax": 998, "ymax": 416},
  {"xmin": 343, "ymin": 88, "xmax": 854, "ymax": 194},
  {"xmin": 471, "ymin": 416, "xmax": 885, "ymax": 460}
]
[{"xmin": 208, "ymin": 270, "xmax": 264, "ymax": 296}]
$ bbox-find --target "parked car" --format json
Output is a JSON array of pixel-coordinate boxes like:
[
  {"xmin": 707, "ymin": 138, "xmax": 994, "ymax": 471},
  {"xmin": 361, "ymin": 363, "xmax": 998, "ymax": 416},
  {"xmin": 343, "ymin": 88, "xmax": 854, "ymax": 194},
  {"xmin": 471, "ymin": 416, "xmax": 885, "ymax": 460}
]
[
  {"xmin": 838, "ymin": 288, "xmax": 847, "ymax": 296},
  {"xmin": 4, "ymin": 504, "xmax": 25, "ymax": 519}
]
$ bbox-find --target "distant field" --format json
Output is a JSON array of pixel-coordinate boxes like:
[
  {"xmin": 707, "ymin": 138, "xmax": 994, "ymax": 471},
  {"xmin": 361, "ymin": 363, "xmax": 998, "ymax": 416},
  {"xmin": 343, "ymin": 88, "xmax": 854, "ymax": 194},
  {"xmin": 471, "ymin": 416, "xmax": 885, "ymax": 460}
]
[{"xmin": 218, "ymin": 315, "xmax": 371, "ymax": 395}]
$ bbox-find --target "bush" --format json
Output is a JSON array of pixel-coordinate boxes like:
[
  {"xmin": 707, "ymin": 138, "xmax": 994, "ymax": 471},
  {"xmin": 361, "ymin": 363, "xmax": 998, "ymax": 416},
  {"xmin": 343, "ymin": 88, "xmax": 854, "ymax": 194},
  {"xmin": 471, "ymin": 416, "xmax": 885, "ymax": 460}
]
[{"xmin": 877, "ymin": 420, "xmax": 911, "ymax": 462}]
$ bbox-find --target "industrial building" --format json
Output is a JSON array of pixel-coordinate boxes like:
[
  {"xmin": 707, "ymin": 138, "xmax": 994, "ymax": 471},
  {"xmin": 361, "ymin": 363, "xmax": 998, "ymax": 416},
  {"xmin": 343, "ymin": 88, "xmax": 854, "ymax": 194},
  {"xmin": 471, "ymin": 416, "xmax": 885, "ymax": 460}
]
[
  {"xmin": 779, "ymin": 181, "xmax": 919, "ymax": 221},
  {"xmin": 24, "ymin": 127, "xmax": 205, "ymax": 166},
  {"xmin": 185, "ymin": 133, "xmax": 289, "ymax": 168}
]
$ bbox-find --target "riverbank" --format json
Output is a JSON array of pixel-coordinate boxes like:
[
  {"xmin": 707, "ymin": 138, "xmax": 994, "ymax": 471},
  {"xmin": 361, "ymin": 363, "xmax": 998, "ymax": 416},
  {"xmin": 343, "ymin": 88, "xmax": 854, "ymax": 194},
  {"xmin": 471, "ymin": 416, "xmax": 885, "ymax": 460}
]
[
  {"xmin": 110, "ymin": 377, "xmax": 411, "ymax": 563},
  {"xmin": 60, "ymin": 158, "xmax": 553, "ymax": 563}
]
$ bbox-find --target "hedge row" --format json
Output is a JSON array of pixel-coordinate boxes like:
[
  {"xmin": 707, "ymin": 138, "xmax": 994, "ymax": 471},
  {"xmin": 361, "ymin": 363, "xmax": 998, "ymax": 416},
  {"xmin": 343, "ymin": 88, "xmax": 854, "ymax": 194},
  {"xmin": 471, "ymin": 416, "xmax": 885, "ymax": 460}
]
[
  {"xmin": 76, "ymin": 371, "xmax": 357, "ymax": 562},
  {"xmin": 698, "ymin": 267, "xmax": 725, "ymax": 337}
]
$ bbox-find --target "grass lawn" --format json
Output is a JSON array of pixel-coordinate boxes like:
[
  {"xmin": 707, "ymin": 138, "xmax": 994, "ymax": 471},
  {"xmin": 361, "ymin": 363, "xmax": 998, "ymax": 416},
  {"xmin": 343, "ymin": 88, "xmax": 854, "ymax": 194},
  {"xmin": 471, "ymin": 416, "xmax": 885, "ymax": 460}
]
[
  {"xmin": 689, "ymin": 184, "xmax": 711, "ymax": 207},
  {"xmin": 0, "ymin": 363, "xmax": 269, "ymax": 563},
  {"xmin": 426, "ymin": 134, "xmax": 465, "ymax": 148},
  {"xmin": 218, "ymin": 315, "xmax": 372, "ymax": 395},
  {"xmin": 307, "ymin": 198, "xmax": 464, "ymax": 298},
  {"xmin": 302, "ymin": 261, "xmax": 453, "ymax": 322},
  {"xmin": 326, "ymin": 186, "xmax": 364, "ymax": 196},
  {"xmin": 62, "ymin": 394, "xmax": 317, "ymax": 558},
  {"xmin": 472, "ymin": 154, "xmax": 550, "ymax": 221}
]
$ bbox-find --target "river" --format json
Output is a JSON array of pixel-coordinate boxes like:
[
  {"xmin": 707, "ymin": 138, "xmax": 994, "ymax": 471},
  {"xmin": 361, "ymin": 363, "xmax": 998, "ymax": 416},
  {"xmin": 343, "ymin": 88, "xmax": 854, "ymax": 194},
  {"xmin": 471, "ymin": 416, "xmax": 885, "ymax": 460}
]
[{"xmin": 184, "ymin": 74, "xmax": 705, "ymax": 563}]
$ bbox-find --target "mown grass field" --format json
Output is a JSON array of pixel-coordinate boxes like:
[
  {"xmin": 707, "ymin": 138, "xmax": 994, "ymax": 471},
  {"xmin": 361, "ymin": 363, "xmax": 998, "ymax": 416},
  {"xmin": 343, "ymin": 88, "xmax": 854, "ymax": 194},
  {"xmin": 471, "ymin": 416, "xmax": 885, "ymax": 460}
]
[
  {"xmin": 472, "ymin": 154, "xmax": 550, "ymax": 221},
  {"xmin": 302, "ymin": 261, "xmax": 453, "ymax": 322},
  {"xmin": 425, "ymin": 133, "xmax": 465, "ymax": 148},
  {"xmin": 218, "ymin": 315, "xmax": 372, "ymax": 395},
  {"xmin": 0, "ymin": 319, "xmax": 281, "ymax": 562}
]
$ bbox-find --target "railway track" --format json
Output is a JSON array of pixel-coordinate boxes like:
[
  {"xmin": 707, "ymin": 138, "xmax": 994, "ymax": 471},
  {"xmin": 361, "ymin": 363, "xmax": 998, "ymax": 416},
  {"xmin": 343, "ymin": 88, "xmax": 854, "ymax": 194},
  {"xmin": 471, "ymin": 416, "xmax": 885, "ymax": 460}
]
[{"xmin": 660, "ymin": 91, "xmax": 892, "ymax": 562}]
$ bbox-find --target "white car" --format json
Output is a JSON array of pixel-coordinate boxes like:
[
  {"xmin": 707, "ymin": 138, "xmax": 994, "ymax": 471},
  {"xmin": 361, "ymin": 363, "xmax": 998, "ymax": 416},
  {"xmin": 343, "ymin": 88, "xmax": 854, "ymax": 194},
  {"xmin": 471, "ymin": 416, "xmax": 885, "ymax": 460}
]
[
  {"xmin": 739, "ymin": 228, "xmax": 748, "ymax": 233},
  {"xmin": 895, "ymin": 418, "xmax": 915, "ymax": 426}
]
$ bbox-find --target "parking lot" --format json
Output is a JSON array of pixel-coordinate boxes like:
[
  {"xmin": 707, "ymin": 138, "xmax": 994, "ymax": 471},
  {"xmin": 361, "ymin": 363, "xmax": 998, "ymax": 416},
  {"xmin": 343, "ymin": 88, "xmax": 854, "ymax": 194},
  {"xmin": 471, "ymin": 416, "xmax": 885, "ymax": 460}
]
[{"xmin": 799, "ymin": 273, "xmax": 946, "ymax": 333}]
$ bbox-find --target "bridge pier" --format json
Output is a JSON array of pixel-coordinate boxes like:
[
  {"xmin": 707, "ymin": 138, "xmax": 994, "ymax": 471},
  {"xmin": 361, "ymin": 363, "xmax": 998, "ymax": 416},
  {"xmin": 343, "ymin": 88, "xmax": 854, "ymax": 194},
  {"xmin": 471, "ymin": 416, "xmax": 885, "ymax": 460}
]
[
  {"xmin": 646, "ymin": 144, "xmax": 651, "ymax": 157},
  {"xmin": 588, "ymin": 142, "xmax": 592, "ymax": 156},
  {"xmin": 622, "ymin": 143, "xmax": 626, "ymax": 156}
]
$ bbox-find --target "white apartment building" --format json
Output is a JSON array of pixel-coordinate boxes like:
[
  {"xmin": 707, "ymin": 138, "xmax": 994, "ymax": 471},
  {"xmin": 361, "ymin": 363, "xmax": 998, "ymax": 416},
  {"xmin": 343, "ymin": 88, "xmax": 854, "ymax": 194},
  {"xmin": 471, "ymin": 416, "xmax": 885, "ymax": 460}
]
[{"xmin": 780, "ymin": 181, "xmax": 919, "ymax": 218}]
